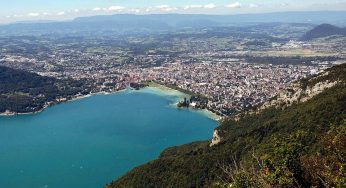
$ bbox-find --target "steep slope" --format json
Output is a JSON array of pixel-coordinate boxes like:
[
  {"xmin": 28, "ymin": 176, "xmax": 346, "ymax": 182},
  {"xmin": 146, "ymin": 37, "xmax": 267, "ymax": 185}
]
[
  {"xmin": 106, "ymin": 63, "xmax": 346, "ymax": 188},
  {"xmin": 302, "ymin": 24, "xmax": 346, "ymax": 40}
]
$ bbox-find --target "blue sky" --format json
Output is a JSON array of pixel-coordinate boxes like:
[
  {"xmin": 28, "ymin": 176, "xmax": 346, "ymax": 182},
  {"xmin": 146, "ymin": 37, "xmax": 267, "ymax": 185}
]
[{"xmin": 1, "ymin": 0, "xmax": 346, "ymax": 23}]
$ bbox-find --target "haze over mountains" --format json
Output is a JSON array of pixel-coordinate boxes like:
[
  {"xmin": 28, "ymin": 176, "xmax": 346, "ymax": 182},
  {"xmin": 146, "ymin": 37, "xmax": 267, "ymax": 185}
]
[
  {"xmin": 302, "ymin": 23, "xmax": 346, "ymax": 40},
  {"xmin": 1, "ymin": 11, "xmax": 346, "ymax": 36}
]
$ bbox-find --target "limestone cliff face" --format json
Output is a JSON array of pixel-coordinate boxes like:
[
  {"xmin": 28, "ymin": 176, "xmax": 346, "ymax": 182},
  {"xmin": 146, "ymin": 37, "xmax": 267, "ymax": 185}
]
[
  {"xmin": 242, "ymin": 66, "xmax": 343, "ymax": 118},
  {"xmin": 259, "ymin": 80, "xmax": 338, "ymax": 111},
  {"xmin": 210, "ymin": 130, "xmax": 221, "ymax": 147}
]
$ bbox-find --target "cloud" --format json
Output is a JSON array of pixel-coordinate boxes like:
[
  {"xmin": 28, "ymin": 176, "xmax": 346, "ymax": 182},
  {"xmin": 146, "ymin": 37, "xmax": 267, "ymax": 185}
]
[
  {"xmin": 128, "ymin": 8, "xmax": 141, "ymax": 13},
  {"xmin": 5, "ymin": 14, "xmax": 24, "ymax": 19},
  {"xmin": 204, "ymin": 3, "xmax": 216, "ymax": 9},
  {"xmin": 74, "ymin": 9, "xmax": 80, "ymax": 13},
  {"xmin": 57, "ymin": 11, "xmax": 65, "ymax": 16},
  {"xmin": 225, "ymin": 2, "xmax": 242, "ymax": 8},
  {"xmin": 183, "ymin": 3, "xmax": 217, "ymax": 10},
  {"xmin": 145, "ymin": 5, "xmax": 178, "ymax": 12},
  {"xmin": 183, "ymin": 5, "xmax": 203, "ymax": 10},
  {"xmin": 13, "ymin": 14, "xmax": 23, "ymax": 18},
  {"xmin": 156, "ymin": 5, "xmax": 178, "ymax": 11},
  {"xmin": 28, "ymin": 12, "xmax": 40, "ymax": 17},
  {"xmin": 144, "ymin": 3, "xmax": 217, "ymax": 12},
  {"xmin": 108, "ymin": 6, "xmax": 126, "ymax": 12},
  {"xmin": 249, "ymin": 3, "xmax": 259, "ymax": 8},
  {"xmin": 155, "ymin": 5, "xmax": 170, "ymax": 9},
  {"xmin": 92, "ymin": 7, "xmax": 102, "ymax": 11}
]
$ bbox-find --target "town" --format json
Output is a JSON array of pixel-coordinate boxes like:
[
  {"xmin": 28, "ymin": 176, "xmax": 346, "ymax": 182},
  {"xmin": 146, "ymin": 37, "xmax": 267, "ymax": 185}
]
[{"xmin": 1, "ymin": 23, "xmax": 345, "ymax": 116}]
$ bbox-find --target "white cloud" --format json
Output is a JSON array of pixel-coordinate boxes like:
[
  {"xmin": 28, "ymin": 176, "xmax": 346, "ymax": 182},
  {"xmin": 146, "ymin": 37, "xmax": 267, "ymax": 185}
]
[
  {"xmin": 13, "ymin": 14, "xmax": 23, "ymax": 18},
  {"xmin": 156, "ymin": 5, "xmax": 177, "ymax": 11},
  {"xmin": 225, "ymin": 2, "xmax": 242, "ymax": 8},
  {"xmin": 204, "ymin": 3, "xmax": 216, "ymax": 9},
  {"xmin": 57, "ymin": 11, "xmax": 65, "ymax": 16},
  {"xmin": 155, "ymin": 5, "xmax": 170, "ymax": 9},
  {"xmin": 191, "ymin": 5, "xmax": 203, "ymax": 8},
  {"xmin": 92, "ymin": 7, "xmax": 102, "ymax": 11},
  {"xmin": 74, "ymin": 9, "xmax": 80, "ymax": 13},
  {"xmin": 42, "ymin": 12, "xmax": 49, "ymax": 16},
  {"xmin": 145, "ymin": 5, "xmax": 178, "ymax": 12},
  {"xmin": 184, "ymin": 4, "xmax": 216, "ymax": 10},
  {"xmin": 128, "ymin": 8, "xmax": 141, "ymax": 13},
  {"xmin": 108, "ymin": 6, "xmax": 126, "ymax": 12},
  {"xmin": 5, "ymin": 14, "xmax": 23, "ymax": 19},
  {"xmin": 184, "ymin": 5, "xmax": 204, "ymax": 10},
  {"xmin": 249, "ymin": 3, "xmax": 259, "ymax": 8},
  {"xmin": 28, "ymin": 12, "xmax": 40, "ymax": 17}
]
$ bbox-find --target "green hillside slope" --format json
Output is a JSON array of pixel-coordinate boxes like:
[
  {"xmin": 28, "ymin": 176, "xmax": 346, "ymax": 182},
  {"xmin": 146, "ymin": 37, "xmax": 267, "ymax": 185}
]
[
  {"xmin": 0, "ymin": 66, "xmax": 91, "ymax": 114},
  {"xmin": 107, "ymin": 64, "xmax": 346, "ymax": 188}
]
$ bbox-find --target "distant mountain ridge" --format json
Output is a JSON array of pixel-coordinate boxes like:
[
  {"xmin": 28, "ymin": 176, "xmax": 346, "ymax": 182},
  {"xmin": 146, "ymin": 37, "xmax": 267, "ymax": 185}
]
[
  {"xmin": 1, "ymin": 11, "xmax": 346, "ymax": 36},
  {"xmin": 73, "ymin": 11, "xmax": 346, "ymax": 25},
  {"xmin": 302, "ymin": 23, "xmax": 346, "ymax": 40}
]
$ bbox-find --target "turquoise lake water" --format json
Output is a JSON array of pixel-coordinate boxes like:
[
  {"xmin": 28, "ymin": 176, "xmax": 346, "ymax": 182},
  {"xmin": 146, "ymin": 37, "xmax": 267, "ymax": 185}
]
[{"xmin": 0, "ymin": 88, "xmax": 217, "ymax": 188}]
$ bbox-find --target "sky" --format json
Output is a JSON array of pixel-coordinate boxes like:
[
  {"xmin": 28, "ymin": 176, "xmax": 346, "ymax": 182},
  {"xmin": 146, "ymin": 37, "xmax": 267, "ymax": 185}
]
[{"xmin": 1, "ymin": 0, "xmax": 346, "ymax": 23}]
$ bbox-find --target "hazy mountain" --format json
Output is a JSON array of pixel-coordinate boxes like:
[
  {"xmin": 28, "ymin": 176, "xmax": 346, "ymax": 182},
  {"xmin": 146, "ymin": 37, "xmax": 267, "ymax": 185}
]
[
  {"xmin": 302, "ymin": 23, "xmax": 346, "ymax": 40},
  {"xmin": 1, "ymin": 11, "xmax": 346, "ymax": 36}
]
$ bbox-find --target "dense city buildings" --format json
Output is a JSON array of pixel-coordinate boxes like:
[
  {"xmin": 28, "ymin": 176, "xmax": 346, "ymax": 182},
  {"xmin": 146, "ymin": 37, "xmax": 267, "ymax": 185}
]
[{"xmin": 1, "ymin": 23, "xmax": 345, "ymax": 116}]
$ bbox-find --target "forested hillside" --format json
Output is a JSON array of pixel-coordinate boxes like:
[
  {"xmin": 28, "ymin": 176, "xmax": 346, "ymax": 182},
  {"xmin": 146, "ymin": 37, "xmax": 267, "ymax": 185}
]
[
  {"xmin": 107, "ymin": 63, "xmax": 346, "ymax": 188},
  {"xmin": 0, "ymin": 66, "xmax": 91, "ymax": 114}
]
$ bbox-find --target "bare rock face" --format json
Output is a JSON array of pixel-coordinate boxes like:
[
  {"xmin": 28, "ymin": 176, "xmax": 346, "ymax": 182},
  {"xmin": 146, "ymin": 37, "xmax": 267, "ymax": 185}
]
[
  {"xmin": 260, "ymin": 80, "xmax": 338, "ymax": 110},
  {"xmin": 210, "ymin": 129, "xmax": 221, "ymax": 147},
  {"xmin": 233, "ymin": 66, "xmax": 342, "ymax": 121}
]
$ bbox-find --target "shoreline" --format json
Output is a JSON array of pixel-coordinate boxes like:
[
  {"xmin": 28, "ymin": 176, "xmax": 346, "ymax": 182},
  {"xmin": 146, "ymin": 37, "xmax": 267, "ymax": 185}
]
[
  {"xmin": 137, "ymin": 83, "xmax": 222, "ymax": 121},
  {"xmin": 0, "ymin": 84, "xmax": 221, "ymax": 121},
  {"xmin": 0, "ymin": 89, "xmax": 126, "ymax": 117}
]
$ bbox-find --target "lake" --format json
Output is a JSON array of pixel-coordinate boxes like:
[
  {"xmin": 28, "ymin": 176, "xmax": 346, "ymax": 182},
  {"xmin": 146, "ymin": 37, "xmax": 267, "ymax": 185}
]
[{"xmin": 0, "ymin": 87, "xmax": 217, "ymax": 188}]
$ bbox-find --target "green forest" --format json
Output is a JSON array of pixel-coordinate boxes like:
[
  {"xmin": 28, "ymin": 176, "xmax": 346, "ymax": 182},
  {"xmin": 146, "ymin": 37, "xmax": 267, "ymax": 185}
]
[
  {"xmin": 107, "ymin": 64, "xmax": 346, "ymax": 188},
  {"xmin": 0, "ymin": 66, "xmax": 91, "ymax": 113}
]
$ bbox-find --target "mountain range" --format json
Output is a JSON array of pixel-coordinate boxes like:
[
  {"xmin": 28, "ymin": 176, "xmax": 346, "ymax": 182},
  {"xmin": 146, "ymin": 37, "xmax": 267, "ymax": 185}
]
[{"xmin": 1, "ymin": 11, "xmax": 346, "ymax": 36}]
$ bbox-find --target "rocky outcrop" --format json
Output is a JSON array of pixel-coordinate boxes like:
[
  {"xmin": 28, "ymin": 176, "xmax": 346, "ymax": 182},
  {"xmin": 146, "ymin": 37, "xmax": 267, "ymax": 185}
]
[
  {"xmin": 259, "ymin": 80, "xmax": 338, "ymax": 111},
  {"xmin": 210, "ymin": 129, "xmax": 221, "ymax": 147},
  {"xmin": 233, "ymin": 64, "xmax": 345, "ymax": 121}
]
